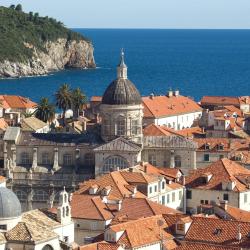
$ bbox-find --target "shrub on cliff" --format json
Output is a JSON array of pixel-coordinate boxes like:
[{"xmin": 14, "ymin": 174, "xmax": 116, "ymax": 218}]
[{"xmin": 0, "ymin": 5, "xmax": 90, "ymax": 62}]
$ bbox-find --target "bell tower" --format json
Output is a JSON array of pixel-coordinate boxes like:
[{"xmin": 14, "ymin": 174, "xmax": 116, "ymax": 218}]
[
  {"xmin": 117, "ymin": 49, "xmax": 127, "ymax": 79},
  {"xmin": 57, "ymin": 187, "xmax": 71, "ymax": 225}
]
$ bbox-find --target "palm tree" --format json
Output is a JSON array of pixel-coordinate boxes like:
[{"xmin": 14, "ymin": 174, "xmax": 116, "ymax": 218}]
[
  {"xmin": 71, "ymin": 88, "xmax": 87, "ymax": 118},
  {"xmin": 35, "ymin": 97, "xmax": 55, "ymax": 123},
  {"xmin": 55, "ymin": 84, "xmax": 72, "ymax": 125}
]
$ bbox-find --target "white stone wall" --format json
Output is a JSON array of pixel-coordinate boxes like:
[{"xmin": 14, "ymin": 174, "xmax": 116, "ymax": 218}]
[
  {"xmin": 53, "ymin": 221, "xmax": 74, "ymax": 244},
  {"xmin": 196, "ymin": 152, "xmax": 229, "ymax": 168},
  {"xmin": 73, "ymin": 218, "xmax": 110, "ymax": 245},
  {"xmin": 144, "ymin": 111, "xmax": 202, "ymax": 130},
  {"xmin": 0, "ymin": 216, "xmax": 21, "ymax": 232},
  {"xmin": 186, "ymin": 189, "xmax": 248, "ymax": 212}
]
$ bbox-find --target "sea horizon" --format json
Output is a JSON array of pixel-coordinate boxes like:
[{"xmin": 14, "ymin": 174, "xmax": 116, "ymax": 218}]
[{"xmin": 1, "ymin": 28, "xmax": 250, "ymax": 102}]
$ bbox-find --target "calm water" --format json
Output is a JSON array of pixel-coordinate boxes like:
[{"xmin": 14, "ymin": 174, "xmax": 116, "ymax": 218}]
[{"xmin": 1, "ymin": 29, "xmax": 250, "ymax": 102}]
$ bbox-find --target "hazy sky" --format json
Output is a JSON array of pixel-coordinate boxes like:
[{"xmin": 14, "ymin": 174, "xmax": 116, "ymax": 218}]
[{"xmin": 1, "ymin": 0, "xmax": 250, "ymax": 29}]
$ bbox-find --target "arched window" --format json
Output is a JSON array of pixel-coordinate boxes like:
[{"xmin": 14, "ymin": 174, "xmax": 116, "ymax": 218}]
[
  {"xmin": 103, "ymin": 156, "xmax": 129, "ymax": 172},
  {"xmin": 33, "ymin": 190, "xmax": 49, "ymax": 201},
  {"xmin": 64, "ymin": 194, "xmax": 67, "ymax": 203},
  {"xmin": 42, "ymin": 152, "xmax": 50, "ymax": 165},
  {"xmin": 16, "ymin": 190, "xmax": 27, "ymax": 201},
  {"xmin": 85, "ymin": 153, "xmax": 94, "ymax": 166},
  {"xmin": 116, "ymin": 116, "xmax": 125, "ymax": 136},
  {"xmin": 174, "ymin": 155, "xmax": 182, "ymax": 168},
  {"xmin": 63, "ymin": 154, "xmax": 73, "ymax": 166},
  {"xmin": 66, "ymin": 206, "xmax": 69, "ymax": 216},
  {"xmin": 21, "ymin": 152, "xmax": 31, "ymax": 165},
  {"xmin": 63, "ymin": 207, "xmax": 65, "ymax": 217},
  {"xmin": 42, "ymin": 244, "xmax": 54, "ymax": 250}
]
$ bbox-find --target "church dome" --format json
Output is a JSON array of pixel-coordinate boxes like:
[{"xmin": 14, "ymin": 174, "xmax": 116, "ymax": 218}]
[
  {"xmin": 102, "ymin": 78, "xmax": 141, "ymax": 105},
  {"xmin": 0, "ymin": 187, "xmax": 21, "ymax": 218},
  {"xmin": 102, "ymin": 50, "xmax": 141, "ymax": 105}
]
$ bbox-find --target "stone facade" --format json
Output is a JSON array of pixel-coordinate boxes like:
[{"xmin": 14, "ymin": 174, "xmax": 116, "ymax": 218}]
[{"xmin": 2, "ymin": 51, "xmax": 197, "ymax": 210}]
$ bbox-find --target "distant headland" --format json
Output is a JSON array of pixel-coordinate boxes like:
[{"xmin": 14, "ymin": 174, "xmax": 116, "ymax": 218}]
[{"xmin": 0, "ymin": 4, "xmax": 96, "ymax": 78}]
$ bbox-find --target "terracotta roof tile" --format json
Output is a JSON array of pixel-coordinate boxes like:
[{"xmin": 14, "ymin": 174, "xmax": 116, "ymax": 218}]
[
  {"xmin": 70, "ymin": 194, "xmax": 113, "ymax": 220},
  {"xmin": 175, "ymin": 242, "xmax": 240, "ymax": 250},
  {"xmin": 176, "ymin": 126, "xmax": 205, "ymax": 138},
  {"xmin": 194, "ymin": 138, "xmax": 230, "ymax": 152},
  {"xmin": 77, "ymin": 171, "xmax": 145, "ymax": 200},
  {"xmin": 142, "ymin": 95, "xmax": 202, "ymax": 118},
  {"xmin": 1, "ymin": 95, "xmax": 36, "ymax": 109},
  {"xmin": 186, "ymin": 158, "xmax": 250, "ymax": 192},
  {"xmin": 0, "ymin": 118, "xmax": 8, "ymax": 131},
  {"xmin": 185, "ymin": 217, "xmax": 250, "ymax": 247},
  {"xmin": 219, "ymin": 205, "xmax": 250, "ymax": 222},
  {"xmin": 143, "ymin": 124, "xmax": 183, "ymax": 137},
  {"xmin": 112, "ymin": 197, "xmax": 180, "ymax": 224},
  {"xmin": 109, "ymin": 215, "xmax": 174, "ymax": 248},
  {"xmin": 201, "ymin": 96, "xmax": 240, "ymax": 106},
  {"xmin": 79, "ymin": 241, "xmax": 120, "ymax": 250}
]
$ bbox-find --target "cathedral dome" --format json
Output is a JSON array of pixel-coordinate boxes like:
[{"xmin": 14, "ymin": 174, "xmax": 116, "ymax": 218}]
[
  {"xmin": 102, "ymin": 49, "xmax": 141, "ymax": 105},
  {"xmin": 102, "ymin": 78, "xmax": 141, "ymax": 105},
  {"xmin": 0, "ymin": 187, "xmax": 21, "ymax": 218}
]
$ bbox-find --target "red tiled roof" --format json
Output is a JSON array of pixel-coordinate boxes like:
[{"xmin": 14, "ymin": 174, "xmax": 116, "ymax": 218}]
[
  {"xmin": 142, "ymin": 95, "xmax": 202, "ymax": 118},
  {"xmin": 186, "ymin": 158, "xmax": 250, "ymax": 192},
  {"xmin": 201, "ymin": 96, "xmax": 240, "ymax": 106},
  {"xmin": 91, "ymin": 96, "xmax": 102, "ymax": 102},
  {"xmin": 143, "ymin": 124, "xmax": 183, "ymax": 137},
  {"xmin": 194, "ymin": 138, "xmax": 230, "ymax": 152},
  {"xmin": 79, "ymin": 241, "xmax": 120, "ymax": 250},
  {"xmin": 112, "ymin": 197, "xmax": 180, "ymax": 224},
  {"xmin": 219, "ymin": 204, "xmax": 250, "ymax": 222},
  {"xmin": 70, "ymin": 195, "xmax": 114, "ymax": 220},
  {"xmin": 137, "ymin": 163, "xmax": 183, "ymax": 180},
  {"xmin": 0, "ymin": 95, "xmax": 36, "ymax": 109},
  {"xmin": 185, "ymin": 217, "xmax": 250, "ymax": 247},
  {"xmin": 175, "ymin": 242, "xmax": 240, "ymax": 250},
  {"xmin": 0, "ymin": 118, "xmax": 8, "ymax": 131},
  {"xmin": 109, "ymin": 215, "xmax": 173, "ymax": 248},
  {"xmin": 76, "ymin": 171, "xmax": 145, "ymax": 200},
  {"xmin": 176, "ymin": 127, "xmax": 205, "ymax": 138}
]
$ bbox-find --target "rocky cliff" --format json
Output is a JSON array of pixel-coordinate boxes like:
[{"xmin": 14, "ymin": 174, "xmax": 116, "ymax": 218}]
[{"xmin": 0, "ymin": 38, "xmax": 95, "ymax": 78}]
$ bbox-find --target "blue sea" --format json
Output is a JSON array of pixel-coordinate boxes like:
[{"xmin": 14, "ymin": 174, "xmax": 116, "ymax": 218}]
[{"xmin": 1, "ymin": 29, "xmax": 250, "ymax": 102}]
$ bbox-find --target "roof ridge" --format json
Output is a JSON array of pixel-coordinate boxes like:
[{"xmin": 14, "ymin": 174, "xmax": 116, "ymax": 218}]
[
  {"xmin": 91, "ymin": 197, "xmax": 107, "ymax": 220},
  {"xmin": 145, "ymin": 199, "xmax": 157, "ymax": 215},
  {"xmin": 110, "ymin": 172, "xmax": 127, "ymax": 198}
]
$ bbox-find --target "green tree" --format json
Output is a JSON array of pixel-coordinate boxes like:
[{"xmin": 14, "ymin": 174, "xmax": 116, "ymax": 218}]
[
  {"xmin": 71, "ymin": 87, "xmax": 87, "ymax": 118},
  {"xmin": 9, "ymin": 5, "xmax": 15, "ymax": 9},
  {"xmin": 34, "ymin": 97, "xmax": 55, "ymax": 123},
  {"xmin": 15, "ymin": 4, "xmax": 22, "ymax": 12},
  {"xmin": 55, "ymin": 84, "xmax": 72, "ymax": 125},
  {"xmin": 29, "ymin": 11, "xmax": 33, "ymax": 21},
  {"xmin": 34, "ymin": 12, "xmax": 39, "ymax": 22},
  {"xmin": 22, "ymin": 111, "xmax": 33, "ymax": 118}
]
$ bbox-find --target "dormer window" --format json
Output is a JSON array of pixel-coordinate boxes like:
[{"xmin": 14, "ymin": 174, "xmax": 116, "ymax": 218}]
[
  {"xmin": 218, "ymin": 144, "xmax": 224, "ymax": 150},
  {"xmin": 235, "ymin": 154, "xmax": 243, "ymax": 161},
  {"xmin": 204, "ymin": 143, "xmax": 210, "ymax": 150}
]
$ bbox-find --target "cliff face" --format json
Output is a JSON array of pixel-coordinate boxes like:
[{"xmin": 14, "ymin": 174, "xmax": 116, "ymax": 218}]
[{"xmin": 0, "ymin": 38, "xmax": 95, "ymax": 78}]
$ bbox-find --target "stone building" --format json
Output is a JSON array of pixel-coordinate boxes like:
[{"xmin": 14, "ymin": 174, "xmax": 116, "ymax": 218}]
[{"xmin": 2, "ymin": 50, "xmax": 197, "ymax": 210}]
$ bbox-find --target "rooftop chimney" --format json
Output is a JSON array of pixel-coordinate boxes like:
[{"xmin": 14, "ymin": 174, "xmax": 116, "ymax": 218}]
[
  {"xmin": 174, "ymin": 90, "xmax": 180, "ymax": 97},
  {"xmin": 167, "ymin": 89, "xmax": 173, "ymax": 97},
  {"xmin": 220, "ymin": 200, "xmax": 228, "ymax": 211}
]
